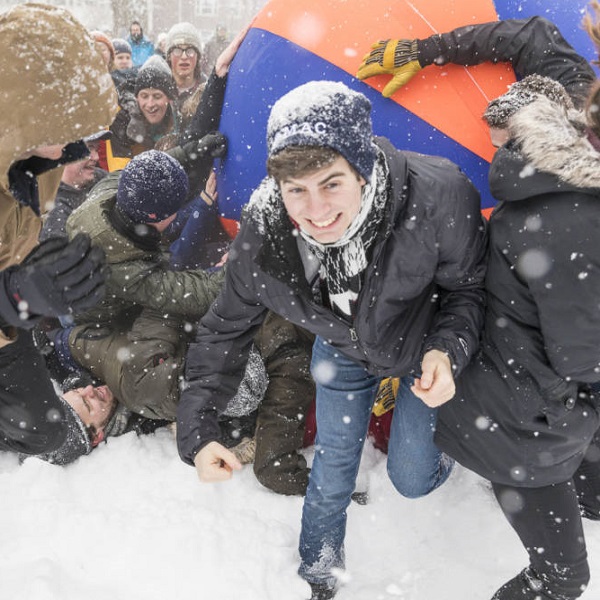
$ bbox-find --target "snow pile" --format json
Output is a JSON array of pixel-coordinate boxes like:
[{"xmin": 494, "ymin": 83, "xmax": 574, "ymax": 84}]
[{"xmin": 1, "ymin": 430, "xmax": 599, "ymax": 600}]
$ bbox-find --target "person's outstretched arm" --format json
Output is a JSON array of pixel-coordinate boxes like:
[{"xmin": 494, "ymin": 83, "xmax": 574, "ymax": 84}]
[{"xmin": 357, "ymin": 16, "xmax": 595, "ymax": 107}]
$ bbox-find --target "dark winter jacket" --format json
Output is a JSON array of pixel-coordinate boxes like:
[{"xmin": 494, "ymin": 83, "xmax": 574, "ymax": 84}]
[
  {"xmin": 418, "ymin": 16, "xmax": 596, "ymax": 108},
  {"xmin": 436, "ymin": 96, "xmax": 600, "ymax": 487},
  {"xmin": 177, "ymin": 138, "xmax": 488, "ymax": 465},
  {"xmin": 40, "ymin": 168, "xmax": 107, "ymax": 240}
]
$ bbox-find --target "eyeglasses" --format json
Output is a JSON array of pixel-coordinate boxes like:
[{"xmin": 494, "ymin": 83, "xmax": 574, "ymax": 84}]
[{"xmin": 171, "ymin": 46, "xmax": 198, "ymax": 58}]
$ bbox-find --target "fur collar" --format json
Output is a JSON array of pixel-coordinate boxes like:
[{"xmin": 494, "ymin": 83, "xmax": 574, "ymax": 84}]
[{"xmin": 508, "ymin": 96, "xmax": 600, "ymax": 189}]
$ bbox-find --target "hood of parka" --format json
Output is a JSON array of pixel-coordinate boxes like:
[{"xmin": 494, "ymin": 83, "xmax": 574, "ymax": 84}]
[
  {"xmin": 0, "ymin": 3, "xmax": 118, "ymax": 190},
  {"xmin": 489, "ymin": 96, "xmax": 600, "ymax": 204}
]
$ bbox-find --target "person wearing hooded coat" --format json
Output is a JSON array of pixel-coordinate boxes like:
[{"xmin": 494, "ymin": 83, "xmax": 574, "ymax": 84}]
[
  {"xmin": 358, "ymin": 15, "xmax": 600, "ymax": 600},
  {"xmin": 435, "ymin": 81, "xmax": 600, "ymax": 600},
  {"xmin": 0, "ymin": 3, "xmax": 117, "ymax": 457}
]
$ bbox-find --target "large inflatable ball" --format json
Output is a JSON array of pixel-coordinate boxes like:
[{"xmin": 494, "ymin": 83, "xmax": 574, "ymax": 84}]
[{"xmin": 217, "ymin": 0, "xmax": 596, "ymax": 219}]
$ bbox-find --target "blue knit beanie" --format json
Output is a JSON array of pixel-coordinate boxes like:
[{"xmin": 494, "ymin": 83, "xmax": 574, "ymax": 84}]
[
  {"xmin": 117, "ymin": 150, "xmax": 189, "ymax": 223},
  {"xmin": 267, "ymin": 81, "xmax": 377, "ymax": 182}
]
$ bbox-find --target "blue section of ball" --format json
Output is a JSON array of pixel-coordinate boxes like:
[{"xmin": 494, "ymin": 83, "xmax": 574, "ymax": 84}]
[{"xmin": 218, "ymin": 28, "xmax": 496, "ymax": 219}]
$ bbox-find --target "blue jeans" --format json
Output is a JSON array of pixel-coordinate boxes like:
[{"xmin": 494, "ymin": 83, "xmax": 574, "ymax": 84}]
[{"xmin": 298, "ymin": 336, "xmax": 453, "ymax": 587}]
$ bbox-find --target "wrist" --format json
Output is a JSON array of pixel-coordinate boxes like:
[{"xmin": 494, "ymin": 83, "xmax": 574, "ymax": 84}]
[{"xmin": 414, "ymin": 37, "xmax": 438, "ymax": 67}]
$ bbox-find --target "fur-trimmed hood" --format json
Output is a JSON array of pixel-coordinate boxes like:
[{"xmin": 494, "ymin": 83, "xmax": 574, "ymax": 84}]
[{"xmin": 492, "ymin": 96, "xmax": 600, "ymax": 201}]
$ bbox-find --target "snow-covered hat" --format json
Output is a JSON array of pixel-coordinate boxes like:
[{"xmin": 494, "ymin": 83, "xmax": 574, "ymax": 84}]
[
  {"xmin": 166, "ymin": 22, "xmax": 202, "ymax": 55},
  {"xmin": 483, "ymin": 74, "xmax": 574, "ymax": 128},
  {"xmin": 134, "ymin": 55, "xmax": 177, "ymax": 99},
  {"xmin": 35, "ymin": 396, "xmax": 93, "ymax": 465},
  {"xmin": 266, "ymin": 81, "xmax": 377, "ymax": 182},
  {"xmin": 34, "ymin": 393, "xmax": 131, "ymax": 465},
  {"xmin": 116, "ymin": 150, "xmax": 189, "ymax": 223}
]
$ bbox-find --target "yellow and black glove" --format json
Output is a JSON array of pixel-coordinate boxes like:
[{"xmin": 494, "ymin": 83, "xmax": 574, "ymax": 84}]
[
  {"xmin": 357, "ymin": 39, "xmax": 422, "ymax": 98},
  {"xmin": 373, "ymin": 377, "xmax": 400, "ymax": 417}
]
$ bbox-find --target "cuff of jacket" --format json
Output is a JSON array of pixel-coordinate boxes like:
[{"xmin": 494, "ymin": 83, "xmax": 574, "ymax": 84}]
[
  {"xmin": 416, "ymin": 36, "xmax": 444, "ymax": 67},
  {"xmin": 423, "ymin": 334, "xmax": 471, "ymax": 377}
]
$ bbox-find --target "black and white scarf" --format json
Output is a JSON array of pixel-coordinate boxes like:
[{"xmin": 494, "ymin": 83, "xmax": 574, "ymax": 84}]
[{"xmin": 300, "ymin": 151, "xmax": 390, "ymax": 320}]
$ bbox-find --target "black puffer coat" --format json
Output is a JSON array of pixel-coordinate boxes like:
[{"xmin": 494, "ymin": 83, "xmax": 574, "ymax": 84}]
[
  {"xmin": 436, "ymin": 97, "xmax": 600, "ymax": 487},
  {"xmin": 177, "ymin": 138, "xmax": 488, "ymax": 464}
]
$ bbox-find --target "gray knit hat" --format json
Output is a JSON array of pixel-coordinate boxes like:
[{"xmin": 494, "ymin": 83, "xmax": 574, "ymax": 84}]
[
  {"xmin": 34, "ymin": 396, "xmax": 92, "ymax": 465},
  {"xmin": 134, "ymin": 55, "xmax": 177, "ymax": 100},
  {"xmin": 166, "ymin": 22, "xmax": 202, "ymax": 55},
  {"xmin": 112, "ymin": 37, "xmax": 132, "ymax": 56},
  {"xmin": 267, "ymin": 81, "xmax": 378, "ymax": 182},
  {"xmin": 483, "ymin": 74, "xmax": 574, "ymax": 128}
]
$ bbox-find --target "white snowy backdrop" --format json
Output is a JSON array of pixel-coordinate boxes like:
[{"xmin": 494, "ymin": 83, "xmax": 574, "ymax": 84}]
[{"xmin": 0, "ymin": 430, "xmax": 598, "ymax": 600}]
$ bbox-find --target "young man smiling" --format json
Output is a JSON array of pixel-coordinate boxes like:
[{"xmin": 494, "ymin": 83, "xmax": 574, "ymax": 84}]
[{"xmin": 176, "ymin": 81, "xmax": 488, "ymax": 599}]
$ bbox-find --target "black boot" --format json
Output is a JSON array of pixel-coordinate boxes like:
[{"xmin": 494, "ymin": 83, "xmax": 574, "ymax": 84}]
[
  {"xmin": 308, "ymin": 582, "xmax": 336, "ymax": 600},
  {"xmin": 492, "ymin": 568, "xmax": 551, "ymax": 599}
]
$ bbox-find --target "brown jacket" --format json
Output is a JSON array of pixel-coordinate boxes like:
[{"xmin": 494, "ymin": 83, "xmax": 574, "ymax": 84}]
[{"xmin": 0, "ymin": 4, "xmax": 117, "ymax": 345}]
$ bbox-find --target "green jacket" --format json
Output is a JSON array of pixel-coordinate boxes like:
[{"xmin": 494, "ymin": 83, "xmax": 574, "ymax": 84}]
[
  {"xmin": 69, "ymin": 309, "xmax": 186, "ymax": 420},
  {"xmin": 66, "ymin": 172, "xmax": 224, "ymax": 329}
]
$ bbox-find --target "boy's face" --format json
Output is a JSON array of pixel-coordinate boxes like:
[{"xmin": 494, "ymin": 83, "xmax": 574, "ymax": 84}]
[
  {"xmin": 61, "ymin": 141, "xmax": 100, "ymax": 188},
  {"xmin": 114, "ymin": 52, "xmax": 132, "ymax": 69},
  {"xmin": 137, "ymin": 88, "xmax": 170, "ymax": 124},
  {"xmin": 280, "ymin": 155, "xmax": 366, "ymax": 244},
  {"xmin": 63, "ymin": 385, "xmax": 116, "ymax": 431}
]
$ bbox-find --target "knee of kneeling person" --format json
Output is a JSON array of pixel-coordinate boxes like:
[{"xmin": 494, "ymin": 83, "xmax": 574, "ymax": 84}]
[
  {"xmin": 386, "ymin": 464, "xmax": 438, "ymax": 499},
  {"xmin": 253, "ymin": 460, "xmax": 309, "ymax": 496}
]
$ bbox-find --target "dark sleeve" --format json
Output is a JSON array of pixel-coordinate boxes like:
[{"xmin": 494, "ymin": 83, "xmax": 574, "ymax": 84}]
[
  {"xmin": 168, "ymin": 199, "xmax": 221, "ymax": 270},
  {"xmin": 180, "ymin": 69, "xmax": 227, "ymax": 144},
  {"xmin": 418, "ymin": 16, "xmax": 596, "ymax": 108},
  {"xmin": 176, "ymin": 226, "xmax": 267, "ymax": 465},
  {"xmin": 421, "ymin": 160, "xmax": 488, "ymax": 375},
  {"xmin": 40, "ymin": 198, "xmax": 73, "ymax": 241},
  {"xmin": 165, "ymin": 144, "xmax": 215, "ymax": 198}
]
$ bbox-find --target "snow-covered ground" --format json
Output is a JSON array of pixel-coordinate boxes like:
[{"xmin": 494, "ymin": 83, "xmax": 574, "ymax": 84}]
[{"xmin": 1, "ymin": 429, "xmax": 598, "ymax": 600}]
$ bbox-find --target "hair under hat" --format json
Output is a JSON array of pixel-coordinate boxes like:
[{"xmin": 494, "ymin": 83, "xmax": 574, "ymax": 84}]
[
  {"xmin": 91, "ymin": 30, "xmax": 115, "ymax": 65},
  {"xmin": 134, "ymin": 55, "xmax": 177, "ymax": 99},
  {"xmin": 166, "ymin": 22, "xmax": 202, "ymax": 55},
  {"xmin": 116, "ymin": 150, "xmax": 189, "ymax": 223},
  {"xmin": 483, "ymin": 74, "xmax": 574, "ymax": 128},
  {"xmin": 267, "ymin": 81, "xmax": 377, "ymax": 182}
]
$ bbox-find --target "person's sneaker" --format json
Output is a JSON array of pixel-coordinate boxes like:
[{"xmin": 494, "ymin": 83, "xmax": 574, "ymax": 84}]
[
  {"xmin": 308, "ymin": 583, "xmax": 336, "ymax": 600},
  {"xmin": 231, "ymin": 436, "xmax": 256, "ymax": 464}
]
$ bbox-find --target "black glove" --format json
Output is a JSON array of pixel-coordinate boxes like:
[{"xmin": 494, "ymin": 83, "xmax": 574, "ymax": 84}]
[
  {"xmin": 0, "ymin": 234, "xmax": 107, "ymax": 329},
  {"xmin": 182, "ymin": 131, "xmax": 228, "ymax": 161}
]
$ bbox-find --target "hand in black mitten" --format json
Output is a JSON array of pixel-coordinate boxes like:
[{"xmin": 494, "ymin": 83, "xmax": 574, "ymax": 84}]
[
  {"xmin": 183, "ymin": 131, "xmax": 228, "ymax": 161},
  {"xmin": 1, "ymin": 233, "xmax": 107, "ymax": 327}
]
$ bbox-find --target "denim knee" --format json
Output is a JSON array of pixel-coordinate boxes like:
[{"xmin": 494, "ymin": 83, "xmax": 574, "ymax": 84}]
[{"xmin": 387, "ymin": 452, "xmax": 454, "ymax": 499}]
